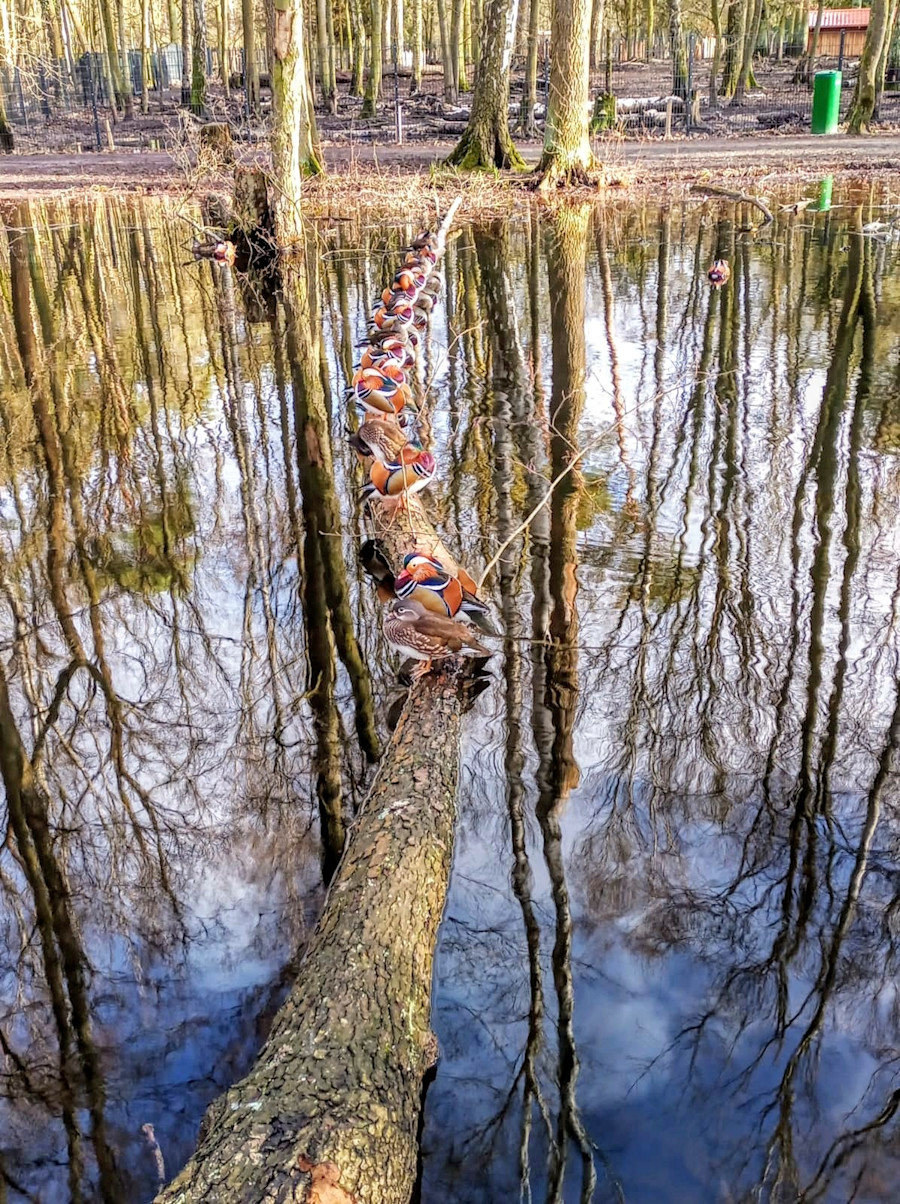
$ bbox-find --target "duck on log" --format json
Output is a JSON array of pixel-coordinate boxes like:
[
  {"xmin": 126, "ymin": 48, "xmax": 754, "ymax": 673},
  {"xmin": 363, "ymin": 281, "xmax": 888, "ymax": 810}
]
[{"xmin": 156, "ymin": 198, "xmax": 494, "ymax": 1204}]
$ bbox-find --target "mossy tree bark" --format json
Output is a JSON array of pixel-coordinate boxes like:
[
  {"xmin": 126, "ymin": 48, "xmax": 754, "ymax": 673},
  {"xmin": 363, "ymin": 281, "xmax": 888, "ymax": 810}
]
[
  {"xmin": 350, "ymin": 0, "xmax": 366, "ymax": 94},
  {"xmin": 446, "ymin": 0, "xmax": 524, "ymax": 169},
  {"xmin": 100, "ymin": 0, "xmax": 132, "ymax": 115},
  {"xmin": 535, "ymin": 0, "xmax": 595, "ymax": 185},
  {"xmin": 362, "ymin": 0, "xmax": 383, "ymax": 114},
  {"xmin": 270, "ymin": 0, "xmax": 324, "ymax": 247},
  {"xmin": 669, "ymin": 0, "xmax": 688, "ymax": 99},
  {"xmin": 316, "ymin": 0, "xmax": 337, "ymax": 111},
  {"xmin": 847, "ymin": 0, "xmax": 891, "ymax": 131}
]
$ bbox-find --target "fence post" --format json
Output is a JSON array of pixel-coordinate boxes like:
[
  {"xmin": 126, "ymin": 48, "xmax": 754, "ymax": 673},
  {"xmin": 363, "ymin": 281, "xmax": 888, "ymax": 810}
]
[{"xmin": 838, "ymin": 29, "xmax": 845, "ymax": 75}]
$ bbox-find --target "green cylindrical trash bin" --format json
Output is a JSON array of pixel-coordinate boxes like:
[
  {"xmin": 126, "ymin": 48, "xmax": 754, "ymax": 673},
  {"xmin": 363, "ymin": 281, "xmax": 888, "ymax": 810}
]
[{"xmin": 811, "ymin": 70, "xmax": 842, "ymax": 135}]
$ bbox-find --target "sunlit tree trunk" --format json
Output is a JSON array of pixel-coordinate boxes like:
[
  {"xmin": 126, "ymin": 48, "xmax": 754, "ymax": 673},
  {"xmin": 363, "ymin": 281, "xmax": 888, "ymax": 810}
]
[
  {"xmin": 720, "ymin": 0, "xmax": 744, "ymax": 98},
  {"xmin": 470, "ymin": 0, "xmax": 482, "ymax": 68},
  {"xmin": 218, "ymin": 0, "xmax": 230, "ymax": 94},
  {"xmin": 362, "ymin": 0, "xmax": 382, "ymax": 113},
  {"xmin": 536, "ymin": 0, "xmax": 594, "ymax": 184},
  {"xmin": 350, "ymin": 0, "xmax": 365, "ymax": 93},
  {"xmin": 243, "ymin": 0, "xmax": 260, "ymax": 112},
  {"xmin": 669, "ymin": 0, "xmax": 688, "ymax": 98},
  {"xmin": 271, "ymin": 0, "xmax": 323, "ymax": 247},
  {"xmin": 520, "ymin": 0, "xmax": 541, "ymax": 133},
  {"xmin": 100, "ymin": 0, "xmax": 132, "ymax": 115},
  {"xmin": 733, "ymin": 0, "xmax": 762, "ymax": 102},
  {"xmin": 316, "ymin": 0, "xmax": 337, "ymax": 110},
  {"xmin": 0, "ymin": 88, "xmax": 13, "ymax": 151},
  {"xmin": 191, "ymin": 0, "xmax": 207, "ymax": 112},
  {"xmin": 140, "ymin": 0, "xmax": 150, "ymax": 112},
  {"xmin": 589, "ymin": 0, "xmax": 604, "ymax": 68},
  {"xmin": 436, "ymin": 0, "xmax": 456, "ymax": 101},
  {"xmin": 410, "ymin": 0, "xmax": 423, "ymax": 90},
  {"xmin": 847, "ymin": 0, "xmax": 891, "ymax": 130},
  {"xmin": 447, "ymin": 0, "xmax": 523, "ymax": 166},
  {"xmin": 450, "ymin": 0, "xmax": 465, "ymax": 90},
  {"xmin": 709, "ymin": 0, "xmax": 721, "ymax": 107}
]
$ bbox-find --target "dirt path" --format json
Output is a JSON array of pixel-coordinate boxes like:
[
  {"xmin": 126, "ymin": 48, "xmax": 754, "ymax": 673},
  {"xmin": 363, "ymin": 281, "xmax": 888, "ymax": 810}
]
[{"xmin": 0, "ymin": 133, "xmax": 897, "ymax": 198}]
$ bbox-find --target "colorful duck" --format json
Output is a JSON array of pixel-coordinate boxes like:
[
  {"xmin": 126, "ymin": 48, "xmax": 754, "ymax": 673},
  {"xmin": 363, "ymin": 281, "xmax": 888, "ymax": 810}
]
[
  {"xmin": 348, "ymin": 366, "xmax": 413, "ymax": 417},
  {"xmin": 394, "ymin": 552, "xmax": 497, "ymax": 633},
  {"xmin": 363, "ymin": 449, "xmax": 436, "ymax": 508},
  {"xmin": 708, "ymin": 259, "xmax": 731, "ymax": 287},
  {"xmin": 348, "ymin": 420, "xmax": 422, "ymax": 465},
  {"xmin": 382, "ymin": 599, "xmax": 490, "ymax": 678}
]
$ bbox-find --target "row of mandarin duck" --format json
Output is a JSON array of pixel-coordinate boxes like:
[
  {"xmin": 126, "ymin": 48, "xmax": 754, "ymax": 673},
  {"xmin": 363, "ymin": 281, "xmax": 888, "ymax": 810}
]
[{"xmin": 348, "ymin": 226, "xmax": 497, "ymax": 675}]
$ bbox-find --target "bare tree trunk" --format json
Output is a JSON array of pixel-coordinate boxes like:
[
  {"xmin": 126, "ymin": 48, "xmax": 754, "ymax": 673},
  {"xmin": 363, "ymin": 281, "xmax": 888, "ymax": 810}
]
[
  {"xmin": 669, "ymin": 0, "xmax": 688, "ymax": 98},
  {"xmin": 218, "ymin": 0, "xmax": 229, "ymax": 94},
  {"xmin": 270, "ymin": 0, "xmax": 323, "ymax": 245},
  {"xmin": 446, "ymin": 0, "xmax": 524, "ymax": 166},
  {"xmin": 450, "ymin": 0, "xmax": 465, "ymax": 89},
  {"xmin": 362, "ymin": 0, "xmax": 382, "ymax": 113},
  {"xmin": 191, "ymin": 0, "xmax": 207, "ymax": 113},
  {"xmin": 350, "ymin": 0, "xmax": 366, "ymax": 93},
  {"xmin": 243, "ymin": 0, "xmax": 260, "ymax": 113},
  {"xmin": 847, "ymin": 0, "xmax": 891, "ymax": 131},
  {"xmin": 100, "ymin": 0, "xmax": 132, "ymax": 115},
  {"xmin": 316, "ymin": 0, "xmax": 337, "ymax": 110},
  {"xmin": 410, "ymin": 0, "xmax": 423, "ymax": 91},
  {"xmin": 536, "ymin": 0, "xmax": 594, "ymax": 184},
  {"xmin": 436, "ymin": 0, "xmax": 456, "ymax": 101},
  {"xmin": 720, "ymin": 0, "xmax": 744, "ymax": 98},
  {"xmin": 733, "ymin": 0, "xmax": 763, "ymax": 102},
  {"xmin": 141, "ymin": 0, "xmax": 150, "ymax": 113},
  {"xmin": 520, "ymin": 0, "xmax": 541, "ymax": 132},
  {"xmin": 589, "ymin": 0, "xmax": 605, "ymax": 70},
  {"xmin": 181, "ymin": 0, "xmax": 192, "ymax": 103}
]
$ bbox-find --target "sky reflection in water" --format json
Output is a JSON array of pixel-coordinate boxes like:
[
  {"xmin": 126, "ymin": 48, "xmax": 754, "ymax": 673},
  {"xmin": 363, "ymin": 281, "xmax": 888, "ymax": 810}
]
[{"xmin": 1, "ymin": 192, "xmax": 900, "ymax": 1203}]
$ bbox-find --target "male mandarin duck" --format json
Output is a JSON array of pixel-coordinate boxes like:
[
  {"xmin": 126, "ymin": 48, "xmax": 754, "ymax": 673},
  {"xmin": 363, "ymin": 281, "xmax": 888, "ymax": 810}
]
[
  {"xmin": 708, "ymin": 259, "xmax": 731, "ymax": 287},
  {"xmin": 383, "ymin": 599, "xmax": 490, "ymax": 678},
  {"xmin": 371, "ymin": 302, "xmax": 415, "ymax": 334},
  {"xmin": 348, "ymin": 420, "xmax": 421, "ymax": 465},
  {"xmin": 363, "ymin": 449, "xmax": 436, "ymax": 506},
  {"xmin": 393, "ymin": 266, "xmax": 428, "ymax": 298},
  {"xmin": 349, "ymin": 365, "xmax": 412, "ymax": 417},
  {"xmin": 394, "ymin": 552, "xmax": 497, "ymax": 634},
  {"xmin": 360, "ymin": 341, "xmax": 415, "ymax": 373}
]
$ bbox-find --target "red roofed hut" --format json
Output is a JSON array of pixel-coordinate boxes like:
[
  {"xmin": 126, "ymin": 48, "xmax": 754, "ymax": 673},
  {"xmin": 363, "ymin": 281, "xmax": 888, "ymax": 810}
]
[{"xmin": 808, "ymin": 8, "xmax": 871, "ymax": 57}]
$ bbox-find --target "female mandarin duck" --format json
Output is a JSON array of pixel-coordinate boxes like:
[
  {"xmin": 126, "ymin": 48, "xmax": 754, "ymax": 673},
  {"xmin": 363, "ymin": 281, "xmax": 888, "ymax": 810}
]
[
  {"xmin": 349, "ymin": 366, "xmax": 413, "ymax": 417},
  {"xmin": 348, "ymin": 420, "xmax": 421, "ymax": 465},
  {"xmin": 383, "ymin": 599, "xmax": 490, "ymax": 678},
  {"xmin": 394, "ymin": 552, "xmax": 497, "ymax": 633},
  {"xmin": 363, "ymin": 448, "xmax": 436, "ymax": 508},
  {"xmin": 708, "ymin": 259, "xmax": 731, "ymax": 287}
]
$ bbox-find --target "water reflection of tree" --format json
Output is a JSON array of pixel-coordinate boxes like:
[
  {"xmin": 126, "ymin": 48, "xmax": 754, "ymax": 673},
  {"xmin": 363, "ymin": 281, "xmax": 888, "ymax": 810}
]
[{"xmin": 570, "ymin": 205, "xmax": 900, "ymax": 1200}]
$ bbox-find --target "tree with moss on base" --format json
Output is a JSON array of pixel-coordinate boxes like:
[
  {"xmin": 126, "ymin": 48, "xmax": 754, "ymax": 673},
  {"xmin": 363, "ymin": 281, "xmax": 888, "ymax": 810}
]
[
  {"xmin": 534, "ymin": 0, "xmax": 595, "ymax": 186},
  {"xmin": 446, "ymin": 0, "xmax": 524, "ymax": 169},
  {"xmin": 270, "ymin": 0, "xmax": 324, "ymax": 248},
  {"xmin": 846, "ymin": 0, "xmax": 891, "ymax": 132}
]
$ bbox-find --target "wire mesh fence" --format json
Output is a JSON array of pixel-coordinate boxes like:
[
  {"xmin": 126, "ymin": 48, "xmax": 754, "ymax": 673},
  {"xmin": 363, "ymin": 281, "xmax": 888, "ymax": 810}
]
[{"xmin": 2, "ymin": 36, "xmax": 899, "ymax": 154}]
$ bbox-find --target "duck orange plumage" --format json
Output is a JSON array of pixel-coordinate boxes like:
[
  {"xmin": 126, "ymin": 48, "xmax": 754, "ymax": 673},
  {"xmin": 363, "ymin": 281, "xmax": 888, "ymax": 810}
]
[
  {"xmin": 364, "ymin": 449, "xmax": 436, "ymax": 502},
  {"xmin": 349, "ymin": 367, "xmax": 412, "ymax": 417}
]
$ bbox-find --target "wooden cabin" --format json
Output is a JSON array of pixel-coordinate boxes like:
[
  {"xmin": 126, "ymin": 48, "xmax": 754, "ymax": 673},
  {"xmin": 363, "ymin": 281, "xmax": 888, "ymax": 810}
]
[{"xmin": 807, "ymin": 8, "xmax": 870, "ymax": 57}]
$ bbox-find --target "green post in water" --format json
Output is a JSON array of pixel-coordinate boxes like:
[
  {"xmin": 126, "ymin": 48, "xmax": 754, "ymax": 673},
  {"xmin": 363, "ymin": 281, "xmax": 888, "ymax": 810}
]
[
  {"xmin": 817, "ymin": 175, "xmax": 834, "ymax": 211},
  {"xmin": 811, "ymin": 70, "xmax": 842, "ymax": 134}
]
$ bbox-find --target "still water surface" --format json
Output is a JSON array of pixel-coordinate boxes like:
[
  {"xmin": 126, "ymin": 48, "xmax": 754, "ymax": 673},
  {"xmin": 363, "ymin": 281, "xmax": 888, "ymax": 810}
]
[{"xmin": 1, "ymin": 193, "xmax": 900, "ymax": 1203}]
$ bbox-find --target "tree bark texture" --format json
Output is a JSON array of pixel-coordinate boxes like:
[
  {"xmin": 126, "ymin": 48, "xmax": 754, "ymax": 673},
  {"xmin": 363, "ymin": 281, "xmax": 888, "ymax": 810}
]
[
  {"xmin": 536, "ymin": 0, "xmax": 594, "ymax": 184},
  {"xmin": 191, "ymin": 0, "xmax": 207, "ymax": 113},
  {"xmin": 362, "ymin": 0, "xmax": 383, "ymax": 114},
  {"xmin": 270, "ymin": 0, "xmax": 324, "ymax": 236},
  {"xmin": 669, "ymin": 0, "xmax": 688, "ymax": 98},
  {"xmin": 181, "ymin": 0, "xmax": 192, "ymax": 105},
  {"xmin": 316, "ymin": 0, "xmax": 337, "ymax": 110},
  {"xmin": 155, "ymin": 670, "xmax": 460, "ymax": 1204},
  {"xmin": 243, "ymin": 0, "xmax": 261, "ymax": 112},
  {"xmin": 520, "ymin": 0, "xmax": 541, "ymax": 134},
  {"xmin": 446, "ymin": 0, "xmax": 523, "ymax": 168},
  {"xmin": 436, "ymin": 0, "xmax": 455, "ymax": 101},
  {"xmin": 847, "ymin": 0, "xmax": 891, "ymax": 131}
]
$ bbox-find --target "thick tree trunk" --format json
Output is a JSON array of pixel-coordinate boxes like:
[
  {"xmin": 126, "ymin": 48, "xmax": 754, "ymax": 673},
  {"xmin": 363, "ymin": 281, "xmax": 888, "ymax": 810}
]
[
  {"xmin": 243, "ymin": 0, "xmax": 260, "ymax": 113},
  {"xmin": 362, "ymin": 0, "xmax": 382, "ymax": 114},
  {"xmin": 446, "ymin": 0, "xmax": 523, "ymax": 167},
  {"xmin": 535, "ymin": 0, "xmax": 594, "ymax": 184},
  {"xmin": 847, "ymin": 0, "xmax": 891, "ymax": 131},
  {"xmin": 270, "ymin": 0, "xmax": 324, "ymax": 240},
  {"xmin": 733, "ymin": 0, "xmax": 763, "ymax": 103},
  {"xmin": 155, "ymin": 672, "xmax": 461, "ymax": 1204},
  {"xmin": 720, "ymin": 0, "xmax": 744, "ymax": 99}
]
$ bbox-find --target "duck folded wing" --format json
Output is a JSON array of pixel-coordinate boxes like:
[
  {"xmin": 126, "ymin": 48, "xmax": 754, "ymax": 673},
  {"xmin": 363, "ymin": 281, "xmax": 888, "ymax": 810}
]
[{"xmin": 412, "ymin": 613, "xmax": 490, "ymax": 655}]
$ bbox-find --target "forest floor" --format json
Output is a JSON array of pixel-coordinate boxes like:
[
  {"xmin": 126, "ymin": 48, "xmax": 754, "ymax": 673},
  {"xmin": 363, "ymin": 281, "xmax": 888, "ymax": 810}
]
[{"xmin": 1, "ymin": 133, "xmax": 899, "ymax": 208}]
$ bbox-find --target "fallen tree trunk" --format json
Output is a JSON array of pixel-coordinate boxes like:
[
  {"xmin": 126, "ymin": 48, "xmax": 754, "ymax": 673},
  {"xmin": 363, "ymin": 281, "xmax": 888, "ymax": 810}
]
[
  {"xmin": 158, "ymin": 207, "xmax": 471, "ymax": 1204},
  {"xmin": 157, "ymin": 669, "xmax": 460, "ymax": 1204}
]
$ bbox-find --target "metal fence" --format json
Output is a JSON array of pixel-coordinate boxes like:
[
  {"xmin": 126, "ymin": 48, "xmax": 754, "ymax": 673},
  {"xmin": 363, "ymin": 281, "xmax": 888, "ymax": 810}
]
[{"xmin": 2, "ymin": 39, "xmax": 899, "ymax": 154}]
